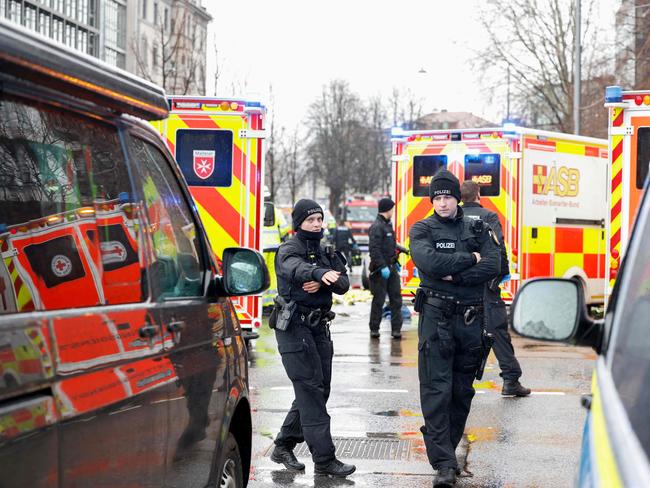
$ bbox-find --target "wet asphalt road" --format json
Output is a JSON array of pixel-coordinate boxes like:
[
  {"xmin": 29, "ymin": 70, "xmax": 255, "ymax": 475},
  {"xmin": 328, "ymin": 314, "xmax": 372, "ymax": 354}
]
[{"xmin": 246, "ymin": 291, "xmax": 595, "ymax": 487}]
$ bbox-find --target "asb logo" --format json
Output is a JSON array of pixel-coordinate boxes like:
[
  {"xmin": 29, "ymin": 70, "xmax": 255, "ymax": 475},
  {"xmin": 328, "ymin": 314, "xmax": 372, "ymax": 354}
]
[
  {"xmin": 193, "ymin": 150, "xmax": 215, "ymax": 180},
  {"xmin": 532, "ymin": 164, "xmax": 580, "ymax": 197}
]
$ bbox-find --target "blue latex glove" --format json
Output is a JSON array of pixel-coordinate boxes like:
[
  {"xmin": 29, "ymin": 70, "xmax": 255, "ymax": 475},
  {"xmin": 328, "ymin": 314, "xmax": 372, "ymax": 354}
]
[
  {"xmin": 500, "ymin": 274, "xmax": 511, "ymax": 284},
  {"xmin": 380, "ymin": 266, "xmax": 391, "ymax": 280},
  {"xmin": 395, "ymin": 262, "xmax": 402, "ymax": 273}
]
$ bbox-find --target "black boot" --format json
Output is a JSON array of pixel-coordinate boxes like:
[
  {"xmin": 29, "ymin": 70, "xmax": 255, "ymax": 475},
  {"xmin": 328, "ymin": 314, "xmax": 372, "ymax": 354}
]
[
  {"xmin": 502, "ymin": 380, "xmax": 531, "ymax": 397},
  {"xmin": 270, "ymin": 445, "xmax": 305, "ymax": 471},
  {"xmin": 433, "ymin": 467, "xmax": 457, "ymax": 487},
  {"xmin": 391, "ymin": 331, "xmax": 402, "ymax": 340},
  {"xmin": 370, "ymin": 331, "xmax": 380, "ymax": 339},
  {"xmin": 314, "ymin": 458, "xmax": 356, "ymax": 477}
]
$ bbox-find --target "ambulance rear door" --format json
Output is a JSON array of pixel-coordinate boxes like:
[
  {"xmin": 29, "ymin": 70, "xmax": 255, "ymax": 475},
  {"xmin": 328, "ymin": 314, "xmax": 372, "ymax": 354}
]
[{"xmin": 155, "ymin": 98, "xmax": 265, "ymax": 332}]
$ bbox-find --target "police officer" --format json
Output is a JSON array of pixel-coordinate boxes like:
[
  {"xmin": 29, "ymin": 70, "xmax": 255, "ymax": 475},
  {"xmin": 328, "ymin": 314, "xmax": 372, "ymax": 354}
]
[
  {"xmin": 368, "ymin": 197, "xmax": 403, "ymax": 339},
  {"xmin": 269, "ymin": 198, "xmax": 356, "ymax": 478},
  {"xmin": 410, "ymin": 170, "xmax": 501, "ymax": 487},
  {"xmin": 330, "ymin": 221, "xmax": 358, "ymax": 271},
  {"xmin": 460, "ymin": 180, "xmax": 531, "ymax": 397}
]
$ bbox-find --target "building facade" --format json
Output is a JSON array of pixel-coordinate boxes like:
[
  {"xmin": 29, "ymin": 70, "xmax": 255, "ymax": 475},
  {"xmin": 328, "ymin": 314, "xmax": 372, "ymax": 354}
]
[{"xmin": 0, "ymin": 0, "xmax": 211, "ymax": 95}]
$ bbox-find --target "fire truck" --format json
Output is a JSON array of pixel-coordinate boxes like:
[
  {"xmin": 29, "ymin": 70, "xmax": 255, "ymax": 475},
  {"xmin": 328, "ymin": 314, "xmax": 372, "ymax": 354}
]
[
  {"xmin": 341, "ymin": 197, "xmax": 378, "ymax": 251},
  {"xmin": 151, "ymin": 97, "xmax": 266, "ymax": 338},
  {"xmin": 604, "ymin": 86, "xmax": 650, "ymax": 301},
  {"xmin": 392, "ymin": 126, "xmax": 608, "ymax": 304}
]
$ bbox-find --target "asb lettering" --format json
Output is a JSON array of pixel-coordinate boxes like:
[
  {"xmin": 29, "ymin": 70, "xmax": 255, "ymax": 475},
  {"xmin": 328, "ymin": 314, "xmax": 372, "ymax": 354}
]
[{"xmin": 532, "ymin": 164, "xmax": 580, "ymax": 197}]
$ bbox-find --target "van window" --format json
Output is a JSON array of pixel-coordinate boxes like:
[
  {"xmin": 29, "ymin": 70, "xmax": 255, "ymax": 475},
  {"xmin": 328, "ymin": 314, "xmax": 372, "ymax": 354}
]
[
  {"xmin": 175, "ymin": 129, "xmax": 233, "ymax": 187},
  {"xmin": 412, "ymin": 155, "xmax": 448, "ymax": 197},
  {"xmin": 636, "ymin": 127, "xmax": 650, "ymax": 190},
  {"xmin": 464, "ymin": 153, "xmax": 501, "ymax": 196},
  {"xmin": 0, "ymin": 97, "xmax": 145, "ymax": 313},
  {"xmin": 610, "ymin": 197, "xmax": 650, "ymax": 457},
  {"xmin": 129, "ymin": 137, "xmax": 204, "ymax": 299}
]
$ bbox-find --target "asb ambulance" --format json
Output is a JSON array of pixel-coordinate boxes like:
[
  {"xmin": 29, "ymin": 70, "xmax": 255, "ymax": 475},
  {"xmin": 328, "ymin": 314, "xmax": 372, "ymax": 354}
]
[
  {"xmin": 392, "ymin": 126, "xmax": 608, "ymax": 304},
  {"xmin": 152, "ymin": 97, "xmax": 266, "ymax": 337},
  {"xmin": 603, "ymin": 86, "xmax": 650, "ymax": 301}
]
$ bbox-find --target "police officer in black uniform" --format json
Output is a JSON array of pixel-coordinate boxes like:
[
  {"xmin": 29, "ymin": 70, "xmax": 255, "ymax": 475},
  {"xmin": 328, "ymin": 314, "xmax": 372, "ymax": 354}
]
[
  {"xmin": 410, "ymin": 170, "xmax": 501, "ymax": 487},
  {"xmin": 368, "ymin": 197, "xmax": 403, "ymax": 339},
  {"xmin": 460, "ymin": 180, "xmax": 531, "ymax": 397},
  {"xmin": 269, "ymin": 199, "xmax": 356, "ymax": 478}
]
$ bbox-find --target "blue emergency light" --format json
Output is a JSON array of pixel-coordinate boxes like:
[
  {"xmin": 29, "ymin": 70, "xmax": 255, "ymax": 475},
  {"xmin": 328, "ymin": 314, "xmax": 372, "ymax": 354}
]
[
  {"xmin": 118, "ymin": 191, "xmax": 131, "ymax": 204},
  {"xmin": 0, "ymin": 223, "xmax": 6, "ymax": 233},
  {"xmin": 605, "ymin": 86, "xmax": 623, "ymax": 103}
]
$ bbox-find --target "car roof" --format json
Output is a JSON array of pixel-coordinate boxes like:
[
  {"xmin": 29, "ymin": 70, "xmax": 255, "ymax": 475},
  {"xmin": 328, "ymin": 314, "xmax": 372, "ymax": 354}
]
[{"xmin": 0, "ymin": 19, "xmax": 168, "ymax": 120}]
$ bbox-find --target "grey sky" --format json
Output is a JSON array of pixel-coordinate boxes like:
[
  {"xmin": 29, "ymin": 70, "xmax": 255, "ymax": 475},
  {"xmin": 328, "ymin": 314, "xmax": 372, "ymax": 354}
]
[{"xmin": 206, "ymin": 0, "xmax": 619, "ymax": 130}]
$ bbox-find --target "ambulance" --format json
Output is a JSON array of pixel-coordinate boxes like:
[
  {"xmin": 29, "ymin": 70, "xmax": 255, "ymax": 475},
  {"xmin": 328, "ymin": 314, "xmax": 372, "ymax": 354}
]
[
  {"xmin": 152, "ymin": 97, "xmax": 266, "ymax": 338},
  {"xmin": 391, "ymin": 126, "xmax": 608, "ymax": 304},
  {"xmin": 603, "ymin": 86, "xmax": 650, "ymax": 301}
]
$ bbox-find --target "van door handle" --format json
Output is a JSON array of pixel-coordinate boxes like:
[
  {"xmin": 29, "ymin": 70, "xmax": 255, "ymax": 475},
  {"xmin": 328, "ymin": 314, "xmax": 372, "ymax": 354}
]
[
  {"xmin": 581, "ymin": 394, "xmax": 592, "ymax": 411},
  {"xmin": 167, "ymin": 321, "xmax": 185, "ymax": 344},
  {"xmin": 138, "ymin": 324, "xmax": 159, "ymax": 348}
]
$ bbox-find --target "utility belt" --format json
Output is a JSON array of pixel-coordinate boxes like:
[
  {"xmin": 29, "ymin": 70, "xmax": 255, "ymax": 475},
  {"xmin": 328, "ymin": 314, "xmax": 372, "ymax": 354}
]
[
  {"xmin": 413, "ymin": 288, "xmax": 483, "ymax": 325},
  {"xmin": 269, "ymin": 295, "xmax": 335, "ymax": 331}
]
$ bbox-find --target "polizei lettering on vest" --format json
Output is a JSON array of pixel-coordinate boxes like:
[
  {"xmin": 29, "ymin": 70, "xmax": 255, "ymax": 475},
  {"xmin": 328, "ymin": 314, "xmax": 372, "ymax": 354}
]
[{"xmin": 436, "ymin": 242, "xmax": 456, "ymax": 249}]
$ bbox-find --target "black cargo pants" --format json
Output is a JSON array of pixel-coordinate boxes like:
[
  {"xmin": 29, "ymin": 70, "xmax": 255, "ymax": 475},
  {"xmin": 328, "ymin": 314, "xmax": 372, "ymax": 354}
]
[
  {"xmin": 418, "ymin": 301, "xmax": 483, "ymax": 470},
  {"xmin": 369, "ymin": 266, "xmax": 403, "ymax": 333},
  {"xmin": 274, "ymin": 317, "xmax": 336, "ymax": 464},
  {"xmin": 485, "ymin": 292, "xmax": 522, "ymax": 382}
]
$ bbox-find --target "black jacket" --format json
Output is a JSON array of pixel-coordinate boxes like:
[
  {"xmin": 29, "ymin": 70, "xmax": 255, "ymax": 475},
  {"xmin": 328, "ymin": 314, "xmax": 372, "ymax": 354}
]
[
  {"xmin": 368, "ymin": 214, "xmax": 396, "ymax": 271},
  {"xmin": 461, "ymin": 202, "xmax": 510, "ymax": 281},
  {"xmin": 275, "ymin": 233, "xmax": 350, "ymax": 309},
  {"xmin": 409, "ymin": 206, "xmax": 501, "ymax": 301}
]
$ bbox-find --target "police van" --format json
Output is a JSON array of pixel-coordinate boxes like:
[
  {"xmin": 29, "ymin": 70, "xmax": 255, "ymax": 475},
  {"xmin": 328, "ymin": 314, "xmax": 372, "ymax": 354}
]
[
  {"xmin": 0, "ymin": 20, "xmax": 267, "ymax": 487},
  {"xmin": 511, "ymin": 179, "xmax": 650, "ymax": 485}
]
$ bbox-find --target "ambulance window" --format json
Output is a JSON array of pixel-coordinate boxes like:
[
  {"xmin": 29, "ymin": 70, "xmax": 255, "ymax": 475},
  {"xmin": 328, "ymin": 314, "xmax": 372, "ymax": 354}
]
[
  {"xmin": 128, "ymin": 137, "xmax": 204, "ymax": 299},
  {"xmin": 636, "ymin": 127, "xmax": 650, "ymax": 189},
  {"xmin": 609, "ymin": 194, "xmax": 650, "ymax": 458},
  {"xmin": 464, "ymin": 154, "xmax": 501, "ymax": 196},
  {"xmin": 175, "ymin": 129, "xmax": 233, "ymax": 187},
  {"xmin": 0, "ymin": 96, "xmax": 144, "ymax": 313},
  {"xmin": 412, "ymin": 155, "xmax": 448, "ymax": 197}
]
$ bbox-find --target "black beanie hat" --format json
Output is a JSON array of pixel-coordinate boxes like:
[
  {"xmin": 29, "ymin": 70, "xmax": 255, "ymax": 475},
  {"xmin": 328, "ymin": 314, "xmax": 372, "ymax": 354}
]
[
  {"xmin": 292, "ymin": 198, "xmax": 323, "ymax": 229},
  {"xmin": 429, "ymin": 169, "xmax": 461, "ymax": 202},
  {"xmin": 378, "ymin": 197, "xmax": 395, "ymax": 213}
]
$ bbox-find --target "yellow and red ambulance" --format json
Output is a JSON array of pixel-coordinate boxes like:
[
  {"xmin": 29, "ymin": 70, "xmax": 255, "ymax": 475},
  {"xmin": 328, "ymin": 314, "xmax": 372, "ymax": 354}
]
[
  {"xmin": 151, "ymin": 97, "xmax": 266, "ymax": 337},
  {"xmin": 392, "ymin": 126, "xmax": 608, "ymax": 304},
  {"xmin": 603, "ymin": 86, "xmax": 650, "ymax": 301}
]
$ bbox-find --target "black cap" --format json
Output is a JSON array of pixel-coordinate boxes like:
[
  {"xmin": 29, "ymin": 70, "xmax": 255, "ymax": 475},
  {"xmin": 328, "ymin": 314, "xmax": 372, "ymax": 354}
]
[
  {"xmin": 291, "ymin": 199, "xmax": 323, "ymax": 229},
  {"xmin": 429, "ymin": 169, "xmax": 461, "ymax": 202},
  {"xmin": 378, "ymin": 197, "xmax": 395, "ymax": 213}
]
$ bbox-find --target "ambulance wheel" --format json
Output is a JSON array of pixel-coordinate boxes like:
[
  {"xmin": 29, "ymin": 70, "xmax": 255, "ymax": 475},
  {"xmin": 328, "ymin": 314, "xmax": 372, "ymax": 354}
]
[
  {"xmin": 361, "ymin": 262, "xmax": 370, "ymax": 290},
  {"xmin": 216, "ymin": 433, "xmax": 243, "ymax": 488}
]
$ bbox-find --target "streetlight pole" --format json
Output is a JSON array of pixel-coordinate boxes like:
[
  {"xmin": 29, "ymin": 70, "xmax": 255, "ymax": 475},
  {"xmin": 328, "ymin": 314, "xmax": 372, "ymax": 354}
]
[{"xmin": 573, "ymin": 0, "xmax": 581, "ymax": 134}]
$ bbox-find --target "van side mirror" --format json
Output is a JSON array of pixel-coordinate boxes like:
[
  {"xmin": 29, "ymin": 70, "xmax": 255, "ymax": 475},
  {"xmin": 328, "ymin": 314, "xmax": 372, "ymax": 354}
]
[
  {"xmin": 220, "ymin": 247, "xmax": 270, "ymax": 296},
  {"xmin": 511, "ymin": 278, "xmax": 603, "ymax": 352},
  {"xmin": 264, "ymin": 202, "xmax": 276, "ymax": 227}
]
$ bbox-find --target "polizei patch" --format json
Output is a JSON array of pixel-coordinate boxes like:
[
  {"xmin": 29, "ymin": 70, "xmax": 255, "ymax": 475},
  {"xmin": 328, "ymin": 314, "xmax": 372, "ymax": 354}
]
[{"xmin": 435, "ymin": 241, "xmax": 456, "ymax": 250}]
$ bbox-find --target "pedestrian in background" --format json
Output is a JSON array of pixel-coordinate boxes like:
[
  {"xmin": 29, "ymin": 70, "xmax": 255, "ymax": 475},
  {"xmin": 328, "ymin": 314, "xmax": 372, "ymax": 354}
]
[
  {"xmin": 269, "ymin": 198, "xmax": 356, "ymax": 478},
  {"xmin": 410, "ymin": 170, "xmax": 500, "ymax": 487},
  {"xmin": 460, "ymin": 180, "xmax": 531, "ymax": 397},
  {"xmin": 368, "ymin": 197, "xmax": 403, "ymax": 339}
]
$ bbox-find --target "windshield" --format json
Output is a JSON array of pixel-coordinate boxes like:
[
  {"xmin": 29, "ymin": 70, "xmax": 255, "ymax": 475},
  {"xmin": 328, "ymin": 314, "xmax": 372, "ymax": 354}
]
[{"xmin": 345, "ymin": 205, "xmax": 376, "ymax": 222}]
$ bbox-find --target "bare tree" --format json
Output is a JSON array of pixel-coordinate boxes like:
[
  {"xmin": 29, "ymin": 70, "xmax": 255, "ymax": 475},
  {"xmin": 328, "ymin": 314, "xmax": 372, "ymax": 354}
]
[
  {"xmin": 306, "ymin": 80, "xmax": 363, "ymax": 216},
  {"xmin": 475, "ymin": 0, "xmax": 610, "ymax": 136},
  {"xmin": 132, "ymin": 7, "xmax": 206, "ymax": 95},
  {"xmin": 389, "ymin": 87, "xmax": 424, "ymax": 130},
  {"xmin": 265, "ymin": 85, "xmax": 284, "ymax": 200},
  {"xmin": 350, "ymin": 96, "xmax": 390, "ymax": 194},
  {"xmin": 282, "ymin": 127, "xmax": 308, "ymax": 204}
]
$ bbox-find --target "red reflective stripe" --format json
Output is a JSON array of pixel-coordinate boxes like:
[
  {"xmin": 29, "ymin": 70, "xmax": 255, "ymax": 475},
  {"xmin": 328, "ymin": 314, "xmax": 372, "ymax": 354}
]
[
  {"xmin": 190, "ymin": 187, "xmax": 246, "ymax": 244},
  {"xmin": 612, "ymin": 142, "xmax": 623, "ymax": 166},
  {"xmin": 613, "ymin": 110, "xmax": 624, "ymax": 127},
  {"xmin": 611, "ymin": 199, "xmax": 622, "ymax": 222},
  {"xmin": 611, "ymin": 228, "xmax": 621, "ymax": 248},
  {"xmin": 585, "ymin": 146, "xmax": 599, "ymax": 157}
]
